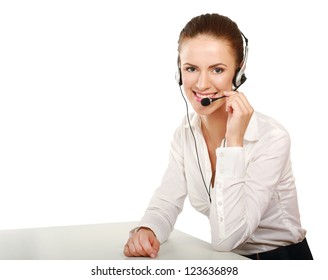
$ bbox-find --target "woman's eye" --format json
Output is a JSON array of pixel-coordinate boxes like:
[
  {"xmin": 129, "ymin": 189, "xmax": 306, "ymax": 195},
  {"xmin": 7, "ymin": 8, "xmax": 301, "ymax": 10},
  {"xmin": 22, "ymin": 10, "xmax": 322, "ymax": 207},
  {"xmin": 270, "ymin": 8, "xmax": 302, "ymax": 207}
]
[
  {"xmin": 213, "ymin": 67, "xmax": 223, "ymax": 74},
  {"xmin": 186, "ymin": 66, "xmax": 196, "ymax": 72}
]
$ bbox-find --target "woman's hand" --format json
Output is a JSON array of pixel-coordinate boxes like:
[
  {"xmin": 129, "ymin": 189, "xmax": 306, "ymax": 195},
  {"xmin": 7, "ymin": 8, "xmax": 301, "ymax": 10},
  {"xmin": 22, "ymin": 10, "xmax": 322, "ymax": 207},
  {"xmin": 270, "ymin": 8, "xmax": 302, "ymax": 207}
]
[
  {"xmin": 123, "ymin": 227, "xmax": 160, "ymax": 258},
  {"xmin": 224, "ymin": 91, "xmax": 254, "ymax": 147}
]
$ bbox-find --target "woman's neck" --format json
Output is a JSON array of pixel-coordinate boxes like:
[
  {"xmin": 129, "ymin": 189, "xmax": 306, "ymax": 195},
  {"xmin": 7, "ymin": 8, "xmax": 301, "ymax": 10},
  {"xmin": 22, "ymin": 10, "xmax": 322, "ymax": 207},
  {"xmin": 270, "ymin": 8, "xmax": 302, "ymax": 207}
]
[{"xmin": 200, "ymin": 107, "xmax": 227, "ymax": 148}]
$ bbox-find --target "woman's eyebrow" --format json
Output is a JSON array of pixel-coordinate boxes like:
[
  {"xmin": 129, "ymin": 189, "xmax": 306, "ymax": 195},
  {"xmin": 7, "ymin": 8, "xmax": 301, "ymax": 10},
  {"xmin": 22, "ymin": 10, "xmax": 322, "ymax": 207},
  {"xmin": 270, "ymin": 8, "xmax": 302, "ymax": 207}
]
[
  {"xmin": 208, "ymin": 62, "xmax": 228, "ymax": 68},
  {"xmin": 182, "ymin": 62, "xmax": 197, "ymax": 67},
  {"xmin": 182, "ymin": 62, "xmax": 228, "ymax": 68}
]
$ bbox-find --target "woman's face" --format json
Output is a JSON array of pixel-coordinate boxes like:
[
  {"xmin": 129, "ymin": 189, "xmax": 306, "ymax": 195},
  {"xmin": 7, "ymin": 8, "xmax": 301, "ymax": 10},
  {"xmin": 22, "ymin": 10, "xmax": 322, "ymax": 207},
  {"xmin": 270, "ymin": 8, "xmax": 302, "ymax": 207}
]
[{"xmin": 179, "ymin": 34, "xmax": 237, "ymax": 115}]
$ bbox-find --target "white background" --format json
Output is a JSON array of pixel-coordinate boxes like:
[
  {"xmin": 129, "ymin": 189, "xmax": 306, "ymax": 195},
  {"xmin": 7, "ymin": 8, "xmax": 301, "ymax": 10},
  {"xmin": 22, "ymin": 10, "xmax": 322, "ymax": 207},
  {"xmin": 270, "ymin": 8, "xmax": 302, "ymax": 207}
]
[{"xmin": 0, "ymin": 0, "xmax": 327, "ymax": 267}]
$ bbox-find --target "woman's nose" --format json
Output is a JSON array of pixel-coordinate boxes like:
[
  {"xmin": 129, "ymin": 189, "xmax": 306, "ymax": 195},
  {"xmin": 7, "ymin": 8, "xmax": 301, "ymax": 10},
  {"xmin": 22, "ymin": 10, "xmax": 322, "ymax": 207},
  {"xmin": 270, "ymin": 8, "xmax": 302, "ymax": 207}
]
[{"xmin": 196, "ymin": 72, "xmax": 211, "ymax": 91}]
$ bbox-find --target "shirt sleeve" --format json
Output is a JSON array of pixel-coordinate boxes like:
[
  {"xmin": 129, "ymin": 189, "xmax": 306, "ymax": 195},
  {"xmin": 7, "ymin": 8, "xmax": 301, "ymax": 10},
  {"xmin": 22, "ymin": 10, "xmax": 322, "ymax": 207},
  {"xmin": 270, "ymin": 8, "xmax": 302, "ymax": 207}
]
[
  {"xmin": 210, "ymin": 130, "xmax": 292, "ymax": 251},
  {"xmin": 137, "ymin": 125, "xmax": 188, "ymax": 244}
]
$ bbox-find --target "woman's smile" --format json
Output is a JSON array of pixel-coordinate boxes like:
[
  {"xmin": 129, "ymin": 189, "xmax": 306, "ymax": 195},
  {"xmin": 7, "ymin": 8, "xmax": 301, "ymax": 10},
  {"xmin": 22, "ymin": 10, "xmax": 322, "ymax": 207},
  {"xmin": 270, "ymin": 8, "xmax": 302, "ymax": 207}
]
[{"xmin": 193, "ymin": 91, "xmax": 219, "ymax": 102}]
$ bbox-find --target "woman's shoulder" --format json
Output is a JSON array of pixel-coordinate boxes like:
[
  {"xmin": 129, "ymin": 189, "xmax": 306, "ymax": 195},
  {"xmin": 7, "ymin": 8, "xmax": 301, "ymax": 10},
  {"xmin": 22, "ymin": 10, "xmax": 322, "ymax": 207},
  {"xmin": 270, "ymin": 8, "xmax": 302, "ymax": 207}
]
[
  {"xmin": 253, "ymin": 111, "xmax": 291, "ymax": 142},
  {"xmin": 174, "ymin": 112, "xmax": 200, "ymax": 132},
  {"xmin": 254, "ymin": 111, "xmax": 288, "ymax": 131}
]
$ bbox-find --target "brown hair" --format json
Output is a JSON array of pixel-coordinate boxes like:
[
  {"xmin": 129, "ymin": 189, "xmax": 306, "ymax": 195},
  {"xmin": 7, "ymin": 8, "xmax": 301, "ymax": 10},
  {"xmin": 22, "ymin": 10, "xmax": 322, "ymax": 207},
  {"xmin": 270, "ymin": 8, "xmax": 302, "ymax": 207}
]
[{"xmin": 178, "ymin": 13, "xmax": 244, "ymax": 66}]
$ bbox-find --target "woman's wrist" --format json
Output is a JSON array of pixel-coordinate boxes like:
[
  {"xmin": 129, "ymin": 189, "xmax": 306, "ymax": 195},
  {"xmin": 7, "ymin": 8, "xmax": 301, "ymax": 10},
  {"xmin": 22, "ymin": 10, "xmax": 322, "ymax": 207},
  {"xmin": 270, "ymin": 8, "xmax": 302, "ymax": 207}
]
[
  {"xmin": 223, "ymin": 137, "xmax": 243, "ymax": 147},
  {"xmin": 137, "ymin": 227, "xmax": 156, "ymax": 237}
]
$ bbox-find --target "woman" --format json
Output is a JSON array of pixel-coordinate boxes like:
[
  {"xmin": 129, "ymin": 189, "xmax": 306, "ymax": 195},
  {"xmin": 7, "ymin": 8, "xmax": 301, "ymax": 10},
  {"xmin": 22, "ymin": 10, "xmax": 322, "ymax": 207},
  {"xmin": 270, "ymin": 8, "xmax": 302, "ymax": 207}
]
[{"xmin": 123, "ymin": 13, "xmax": 313, "ymax": 260}]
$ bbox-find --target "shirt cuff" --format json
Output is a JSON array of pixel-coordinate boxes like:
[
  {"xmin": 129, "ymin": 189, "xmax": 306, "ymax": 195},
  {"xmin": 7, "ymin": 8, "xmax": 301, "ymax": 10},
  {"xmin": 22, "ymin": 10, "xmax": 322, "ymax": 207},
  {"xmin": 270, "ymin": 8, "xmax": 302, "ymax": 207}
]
[
  {"xmin": 216, "ymin": 147, "xmax": 245, "ymax": 178},
  {"xmin": 136, "ymin": 217, "xmax": 167, "ymax": 244}
]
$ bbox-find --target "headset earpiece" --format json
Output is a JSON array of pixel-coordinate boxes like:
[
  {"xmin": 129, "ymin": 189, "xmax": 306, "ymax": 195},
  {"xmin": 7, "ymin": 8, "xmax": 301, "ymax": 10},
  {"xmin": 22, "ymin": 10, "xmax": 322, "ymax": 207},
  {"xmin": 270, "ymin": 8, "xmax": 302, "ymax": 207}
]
[
  {"xmin": 232, "ymin": 33, "xmax": 248, "ymax": 90},
  {"xmin": 233, "ymin": 67, "xmax": 247, "ymax": 89},
  {"xmin": 175, "ymin": 67, "xmax": 182, "ymax": 86}
]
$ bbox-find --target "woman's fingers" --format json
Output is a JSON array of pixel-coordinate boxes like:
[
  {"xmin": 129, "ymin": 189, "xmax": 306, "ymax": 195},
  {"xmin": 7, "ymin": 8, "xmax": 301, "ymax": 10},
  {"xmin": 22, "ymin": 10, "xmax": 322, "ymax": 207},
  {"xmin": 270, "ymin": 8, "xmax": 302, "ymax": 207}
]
[
  {"xmin": 123, "ymin": 228, "xmax": 160, "ymax": 258},
  {"xmin": 224, "ymin": 91, "xmax": 253, "ymax": 115},
  {"xmin": 223, "ymin": 91, "xmax": 254, "ymax": 146}
]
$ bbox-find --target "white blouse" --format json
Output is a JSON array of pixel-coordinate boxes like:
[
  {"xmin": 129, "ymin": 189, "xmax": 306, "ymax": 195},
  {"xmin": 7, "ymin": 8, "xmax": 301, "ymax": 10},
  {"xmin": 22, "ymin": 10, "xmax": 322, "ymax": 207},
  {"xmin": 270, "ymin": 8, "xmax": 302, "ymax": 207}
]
[{"xmin": 137, "ymin": 111, "xmax": 306, "ymax": 255}]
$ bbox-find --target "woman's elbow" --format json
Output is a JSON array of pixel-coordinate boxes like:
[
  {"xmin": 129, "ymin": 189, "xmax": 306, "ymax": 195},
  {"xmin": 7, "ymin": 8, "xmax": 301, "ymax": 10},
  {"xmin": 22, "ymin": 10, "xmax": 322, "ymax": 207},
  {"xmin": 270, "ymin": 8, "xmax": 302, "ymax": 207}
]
[
  {"xmin": 211, "ymin": 229, "xmax": 250, "ymax": 252},
  {"xmin": 211, "ymin": 240, "xmax": 238, "ymax": 252}
]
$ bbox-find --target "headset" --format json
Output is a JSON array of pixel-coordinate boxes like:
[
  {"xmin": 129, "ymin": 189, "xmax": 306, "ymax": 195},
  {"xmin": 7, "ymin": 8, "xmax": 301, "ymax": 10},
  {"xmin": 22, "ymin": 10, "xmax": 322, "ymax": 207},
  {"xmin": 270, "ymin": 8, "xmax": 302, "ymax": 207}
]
[
  {"xmin": 232, "ymin": 32, "xmax": 248, "ymax": 90},
  {"xmin": 176, "ymin": 32, "xmax": 249, "ymax": 203},
  {"xmin": 175, "ymin": 32, "xmax": 249, "ymax": 91}
]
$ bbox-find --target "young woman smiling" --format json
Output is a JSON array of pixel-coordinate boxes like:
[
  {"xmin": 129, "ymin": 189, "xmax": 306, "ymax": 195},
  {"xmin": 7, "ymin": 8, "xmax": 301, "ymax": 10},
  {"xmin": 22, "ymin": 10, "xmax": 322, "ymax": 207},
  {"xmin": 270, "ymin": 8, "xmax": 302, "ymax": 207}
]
[{"xmin": 123, "ymin": 13, "xmax": 313, "ymax": 260}]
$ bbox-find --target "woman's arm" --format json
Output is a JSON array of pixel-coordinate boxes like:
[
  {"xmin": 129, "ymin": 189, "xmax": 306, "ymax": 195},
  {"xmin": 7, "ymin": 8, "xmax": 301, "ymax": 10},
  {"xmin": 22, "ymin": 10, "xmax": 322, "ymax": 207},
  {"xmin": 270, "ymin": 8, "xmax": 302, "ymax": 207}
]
[
  {"xmin": 124, "ymin": 123, "xmax": 188, "ymax": 257},
  {"xmin": 210, "ymin": 121, "xmax": 292, "ymax": 251}
]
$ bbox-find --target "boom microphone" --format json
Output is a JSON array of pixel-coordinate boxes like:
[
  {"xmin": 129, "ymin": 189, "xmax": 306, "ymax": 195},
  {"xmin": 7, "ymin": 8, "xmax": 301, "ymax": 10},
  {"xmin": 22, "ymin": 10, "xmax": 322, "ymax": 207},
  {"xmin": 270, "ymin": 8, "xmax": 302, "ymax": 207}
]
[{"xmin": 201, "ymin": 96, "xmax": 226, "ymax": 106}]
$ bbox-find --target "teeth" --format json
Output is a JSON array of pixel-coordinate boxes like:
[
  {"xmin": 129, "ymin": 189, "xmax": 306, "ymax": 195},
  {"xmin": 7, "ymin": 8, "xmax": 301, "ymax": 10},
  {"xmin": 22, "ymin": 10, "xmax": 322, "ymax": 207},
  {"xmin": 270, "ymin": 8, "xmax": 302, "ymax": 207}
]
[{"xmin": 195, "ymin": 92, "xmax": 217, "ymax": 98}]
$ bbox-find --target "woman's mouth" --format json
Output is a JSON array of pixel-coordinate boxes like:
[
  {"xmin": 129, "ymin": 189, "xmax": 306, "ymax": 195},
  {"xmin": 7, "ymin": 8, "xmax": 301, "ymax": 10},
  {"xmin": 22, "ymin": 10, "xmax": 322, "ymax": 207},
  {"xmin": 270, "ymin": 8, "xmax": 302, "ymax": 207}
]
[{"xmin": 193, "ymin": 91, "xmax": 218, "ymax": 102}]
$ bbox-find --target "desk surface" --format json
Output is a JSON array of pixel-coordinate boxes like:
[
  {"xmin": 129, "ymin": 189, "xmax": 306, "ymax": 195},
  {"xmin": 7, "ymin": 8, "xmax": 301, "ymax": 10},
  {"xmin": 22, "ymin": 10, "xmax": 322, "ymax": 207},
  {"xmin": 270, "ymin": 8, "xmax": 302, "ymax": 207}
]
[{"xmin": 0, "ymin": 222, "xmax": 248, "ymax": 260}]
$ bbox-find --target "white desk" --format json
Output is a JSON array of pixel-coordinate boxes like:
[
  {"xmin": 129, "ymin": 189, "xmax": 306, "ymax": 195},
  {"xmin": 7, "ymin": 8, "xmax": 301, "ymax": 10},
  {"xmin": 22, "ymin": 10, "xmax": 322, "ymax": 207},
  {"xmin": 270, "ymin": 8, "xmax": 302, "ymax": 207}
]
[{"xmin": 0, "ymin": 222, "xmax": 248, "ymax": 260}]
